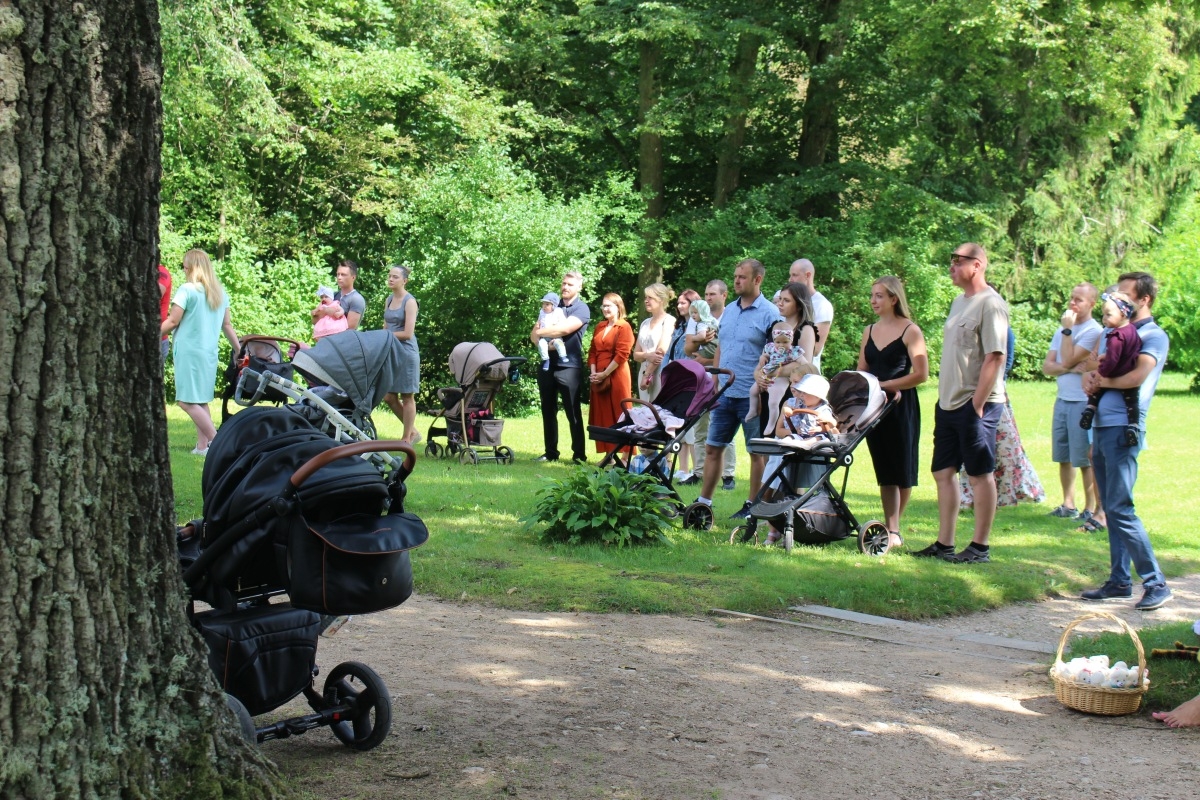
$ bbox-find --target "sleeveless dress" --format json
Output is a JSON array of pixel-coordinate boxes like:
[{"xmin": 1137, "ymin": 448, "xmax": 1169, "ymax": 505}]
[
  {"xmin": 863, "ymin": 324, "xmax": 920, "ymax": 488},
  {"xmin": 172, "ymin": 283, "xmax": 229, "ymax": 404},
  {"xmin": 383, "ymin": 292, "xmax": 420, "ymax": 394},
  {"xmin": 636, "ymin": 316, "xmax": 675, "ymax": 401}
]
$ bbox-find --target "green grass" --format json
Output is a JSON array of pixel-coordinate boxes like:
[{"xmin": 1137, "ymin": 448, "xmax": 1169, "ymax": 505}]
[
  {"xmin": 168, "ymin": 374, "xmax": 1200, "ymax": 620},
  {"xmin": 1065, "ymin": 620, "xmax": 1200, "ymax": 711}
]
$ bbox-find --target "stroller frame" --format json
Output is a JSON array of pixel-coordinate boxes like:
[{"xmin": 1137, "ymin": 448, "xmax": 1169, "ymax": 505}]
[
  {"xmin": 589, "ymin": 364, "xmax": 734, "ymax": 515},
  {"xmin": 727, "ymin": 371, "xmax": 897, "ymax": 554}
]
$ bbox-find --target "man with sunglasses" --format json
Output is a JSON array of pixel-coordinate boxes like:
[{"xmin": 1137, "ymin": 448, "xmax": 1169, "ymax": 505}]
[{"xmin": 914, "ymin": 243, "xmax": 1008, "ymax": 563}]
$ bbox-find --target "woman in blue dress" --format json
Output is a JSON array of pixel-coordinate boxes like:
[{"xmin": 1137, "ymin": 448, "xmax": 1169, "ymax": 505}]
[
  {"xmin": 160, "ymin": 249, "xmax": 239, "ymax": 455},
  {"xmin": 382, "ymin": 264, "xmax": 421, "ymax": 444},
  {"xmin": 856, "ymin": 276, "xmax": 928, "ymax": 547}
]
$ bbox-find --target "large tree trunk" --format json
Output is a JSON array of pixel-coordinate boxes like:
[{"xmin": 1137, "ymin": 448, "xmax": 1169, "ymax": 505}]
[
  {"xmin": 796, "ymin": 0, "xmax": 843, "ymax": 219},
  {"xmin": 0, "ymin": 2, "xmax": 282, "ymax": 796},
  {"xmin": 713, "ymin": 31, "xmax": 762, "ymax": 209},
  {"xmin": 637, "ymin": 38, "xmax": 664, "ymax": 289}
]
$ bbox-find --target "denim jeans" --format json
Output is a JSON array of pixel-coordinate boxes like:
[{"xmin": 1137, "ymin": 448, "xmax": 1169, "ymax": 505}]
[{"xmin": 1092, "ymin": 425, "xmax": 1165, "ymax": 587}]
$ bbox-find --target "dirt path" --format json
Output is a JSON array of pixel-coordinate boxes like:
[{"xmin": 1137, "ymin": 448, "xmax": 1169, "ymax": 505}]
[{"xmin": 269, "ymin": 578, "xmax": 1200, "ymax": 799}]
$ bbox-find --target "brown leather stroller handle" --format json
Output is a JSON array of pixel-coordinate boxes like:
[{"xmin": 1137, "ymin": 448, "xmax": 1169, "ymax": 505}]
[
  {"xmin": 290, "ymin": 440, "xmax": 415, "ymax": 488},
  {"xmin": 241, "ymin": 334, "xmax": 306, "ymax": 349}
]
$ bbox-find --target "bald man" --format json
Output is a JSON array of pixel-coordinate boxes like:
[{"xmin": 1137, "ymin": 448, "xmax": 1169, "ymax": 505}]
[{"xmin": 790, "ymin": 259, "xmax": 833, "ymax": 372}]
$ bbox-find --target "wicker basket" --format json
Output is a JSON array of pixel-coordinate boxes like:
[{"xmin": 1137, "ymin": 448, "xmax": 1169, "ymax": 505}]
[{"xmin": 1050, "ymin": 611, "xmax": 1148, "ymax": 716}]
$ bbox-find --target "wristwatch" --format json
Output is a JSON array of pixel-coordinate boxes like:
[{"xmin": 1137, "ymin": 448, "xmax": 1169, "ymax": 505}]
[{"xmin": 1061, "ymin": 328, "xmax": 1072, "ymax": 335}]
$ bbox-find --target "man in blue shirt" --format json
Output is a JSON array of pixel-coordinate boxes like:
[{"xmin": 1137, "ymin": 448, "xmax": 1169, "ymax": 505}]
[
  {"xmin": 1080, "ymin": 271, "xmax": 1171, "ymax": 610},
  {"xmin": 531, "ymin": 271, "xmax": 591, "ymax": 463},
  {"xmin": 693, "ymin": 258, "xmax": 782, "ymax": 518}
]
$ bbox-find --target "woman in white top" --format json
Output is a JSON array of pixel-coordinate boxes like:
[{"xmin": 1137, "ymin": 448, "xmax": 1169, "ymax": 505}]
[{"xmin": 632, "ymin": 283, "xmax": 677, "ymax": 401}]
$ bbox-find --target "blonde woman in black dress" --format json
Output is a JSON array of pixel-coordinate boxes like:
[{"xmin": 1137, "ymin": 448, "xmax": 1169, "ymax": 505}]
[{"xmin": 856, "ymin": 276, "xmax": 929, "ymax": 547}]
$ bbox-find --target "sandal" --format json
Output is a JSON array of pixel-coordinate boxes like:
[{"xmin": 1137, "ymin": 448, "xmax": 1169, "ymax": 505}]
[
  {"xmin": 1077, "ymin": 517, "xmax": 1107, "ymax": 533},
  {"xmin": 888, "ymin": 532, "xmax": 904, "ymax": 549}
]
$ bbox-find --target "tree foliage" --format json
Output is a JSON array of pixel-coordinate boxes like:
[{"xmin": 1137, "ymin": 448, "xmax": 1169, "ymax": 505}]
[{"xmin": 159, "ymin": 0, "xmax": 1200, "ymax": 387}]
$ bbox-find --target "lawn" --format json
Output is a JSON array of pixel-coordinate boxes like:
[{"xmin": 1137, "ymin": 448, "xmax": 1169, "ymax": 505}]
[{"xmin": 168, "ymin": 374, "xmax": 1200, "ymax": 620}]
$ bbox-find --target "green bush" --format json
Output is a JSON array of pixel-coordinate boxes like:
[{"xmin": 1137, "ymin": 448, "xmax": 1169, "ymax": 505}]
[{"xmin": 521, "ymin": 466, "xmax": 678, "ymax": 547}]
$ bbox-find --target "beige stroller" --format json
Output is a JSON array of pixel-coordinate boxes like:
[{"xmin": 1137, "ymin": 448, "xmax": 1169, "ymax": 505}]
[{"xmin": 423, "ymin": 342, "xmax": 526, "ymax": 465}]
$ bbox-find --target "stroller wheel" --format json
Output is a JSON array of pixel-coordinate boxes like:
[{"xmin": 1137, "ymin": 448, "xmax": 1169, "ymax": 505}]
[
  {"xmin": 324, "ymin": 661, "xmax": 392, "ymax": 751},
  {"xmin": 496, "ymin": 446, "xmax": 514, "ymax": 465},
  {"xmin": 458, "ymin": 447, "xmax": 479, "ymax": 465},
  {"xmin": 682, "ymin": 502, "xmax": 714, "ymax": 531},
  {"xmin": 224, "ymin": 693, "xmax": 258, "ymax": 744},
  {"xmin": 729, "ymin": 525, "xmax": 758, "ymax": 546},
  {"xmin": 857, "ymin": 521, "xmax": 891, "ymax": 556},
  {"xmin": 425, "ymin": 441, "xmax": 443, "ymax": 458}
]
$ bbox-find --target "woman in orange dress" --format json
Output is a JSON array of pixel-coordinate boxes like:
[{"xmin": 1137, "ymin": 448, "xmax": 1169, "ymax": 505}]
[{"xmin": 587, "ymin": 293, "xmax": 635, "ymax": 452}]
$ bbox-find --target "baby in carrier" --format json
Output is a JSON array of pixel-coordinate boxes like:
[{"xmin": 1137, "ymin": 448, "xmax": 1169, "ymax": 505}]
[
  {"xmin": 1079, "ymin": 290, "xmax": 1141, "ymax": 447},
  {"xmin": 535, "ymin": 291, "xmax": 569, "ymax": 371}
]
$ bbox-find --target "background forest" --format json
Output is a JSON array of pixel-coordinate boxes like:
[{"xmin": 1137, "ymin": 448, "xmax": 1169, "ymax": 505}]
[{"xmin": 161, "ymin": 0, "xmax": 1200, "ymax": 410}]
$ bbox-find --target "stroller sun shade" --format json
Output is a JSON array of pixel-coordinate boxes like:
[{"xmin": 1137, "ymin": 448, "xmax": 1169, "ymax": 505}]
[
  {"xmin": 826, "ymin": 371, "xmax": 886, "ymax": 434},
  {"xmin": 655, "ymin": 360, "xmax": 716, "ymax": 419},
  {"xmin": 449, "ymin": 342, "xmax": 511, "ymax": 385},
  {"xmin": 292, "ymin": 330, "xmax": 405, "ymax": 417}
]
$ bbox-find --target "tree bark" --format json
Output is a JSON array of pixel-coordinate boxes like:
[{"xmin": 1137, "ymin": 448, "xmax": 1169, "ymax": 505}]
[
  {"xmin": 0, "ymin": 2, "xmax": 284, "ymax": 796},
  {"xmin": 713, "ymin": 31, "xmax": 762, "ymax": 209},
  {"xmin": 637, "ymin": 38, "xmax": 664, "ymax": 289},
  {"xmin": 796, "ymin": 0, "xmax": 843, "ymax": 219}
]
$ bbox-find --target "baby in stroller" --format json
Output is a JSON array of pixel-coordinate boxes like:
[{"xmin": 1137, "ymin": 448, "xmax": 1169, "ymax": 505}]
[
  {"xmin": 762, "ymin": 373, "xmax": 837, "ymax": 545},
  {"xmin": 536, "ymin": 292, "xmax": 569, "ymax": 370}
]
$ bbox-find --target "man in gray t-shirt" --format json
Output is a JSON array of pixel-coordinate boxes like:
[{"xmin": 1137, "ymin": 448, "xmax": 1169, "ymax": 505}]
[
  {"xmin": 1042, "ymin": 283, "xmax": 1101, "ymax": 521},
  {"xmin": 332, "ymin": 259, "xmax": 365, "ymax": 329}
]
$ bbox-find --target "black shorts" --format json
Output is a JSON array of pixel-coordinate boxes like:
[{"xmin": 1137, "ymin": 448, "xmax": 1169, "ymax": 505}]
[{"xmin": 931, "ymin": 401, "xmax": 1003, "ymax": 477}]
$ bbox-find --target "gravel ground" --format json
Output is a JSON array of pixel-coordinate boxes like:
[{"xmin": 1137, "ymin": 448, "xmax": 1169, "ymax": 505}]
[{"xmin": 265, "ymin": 575, "xmax": 1200, "ymax": 800}]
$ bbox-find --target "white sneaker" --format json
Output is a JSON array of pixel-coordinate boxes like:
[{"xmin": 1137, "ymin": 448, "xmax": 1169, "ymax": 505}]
[
  {"xmin": 674, "ymin": 470, "xmax": 693, "ymax": 482},
  {"xmin": 190, "ymin": 447, "xmax": 209, "ymax": 456}
]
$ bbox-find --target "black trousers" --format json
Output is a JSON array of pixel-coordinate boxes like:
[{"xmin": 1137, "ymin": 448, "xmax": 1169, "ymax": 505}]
[{"xmin": 537, "ymin": 366, "xmax": 585, "ymax": 461}]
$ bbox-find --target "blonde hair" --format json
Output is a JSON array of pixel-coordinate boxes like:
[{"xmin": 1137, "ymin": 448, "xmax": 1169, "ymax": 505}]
[
  {"xmin": 182, "ymin": 249, "xmax": 225, "ymax": 310},
  {"xmin": 873, "ymin": 276, "xmax": 913, "ymax": 320},
  {"xmin": 644, "ymin": 282, "xmax": 675, "ymax": 308}
]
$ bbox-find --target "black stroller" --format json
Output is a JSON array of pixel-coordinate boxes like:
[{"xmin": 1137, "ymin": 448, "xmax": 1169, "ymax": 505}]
[
  {"xmin": 178, "ymin": 405, "xmax": 429, "ymax": 750},
  {"xmin": 227, "ymin": 329, "xmax": 408, "ymax": 444},
  {"xmin": 729, "ymin": 370, "xmax": 896, "ymax": 555},
  {"xmin": 220, "ymin": 335, "xmax": 302, "ymax": 422},
  {"xmin": 424, "ymin": 341, "xmax": 526, "ymax": 465},
  {"xmin": 588, "ymin": 360, "xmax": 734, "ymax": 519}
]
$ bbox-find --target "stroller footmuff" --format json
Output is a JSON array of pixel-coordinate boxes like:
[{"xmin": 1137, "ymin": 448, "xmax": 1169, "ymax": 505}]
[{"xmin": 179, "ymin": 405, "xmax": 428, "ymax": 750}]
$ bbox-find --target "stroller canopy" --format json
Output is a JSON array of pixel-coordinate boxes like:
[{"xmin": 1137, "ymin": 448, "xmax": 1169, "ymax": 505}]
[
  {"xmin": 292, "ymin": 330, "xmax": 404, "ymax": 416},
  {"xmin": 449, "ymin": 342, "xmax": 511, "ymax": 385},
  {"xmin": 827, "ymin": 371, "xmax": 886, "ymax": 433},
  {"xmin": 655, "ymin": 360, "xmax": 716, "ymax": 419}
]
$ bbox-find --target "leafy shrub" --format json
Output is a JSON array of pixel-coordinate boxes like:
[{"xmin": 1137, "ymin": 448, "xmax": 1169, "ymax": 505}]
[{"xmin": 521, "ymin": 466, "xmax": 677, "ymax": 547}]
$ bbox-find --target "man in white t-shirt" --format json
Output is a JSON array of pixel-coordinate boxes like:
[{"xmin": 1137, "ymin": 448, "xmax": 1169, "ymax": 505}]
[
  {"xmin": 1041, "ymin": 283, "xmax": 1102, "ymax": 522},
  {"xmin": 789, "ymin": 259, "xmax": 833, "ymax": 372}
]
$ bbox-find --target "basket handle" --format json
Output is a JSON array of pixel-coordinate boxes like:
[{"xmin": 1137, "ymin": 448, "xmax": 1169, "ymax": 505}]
[{"xmin": 1054, "ymin": 611, "xmax": 1147, "ymax": 674}]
